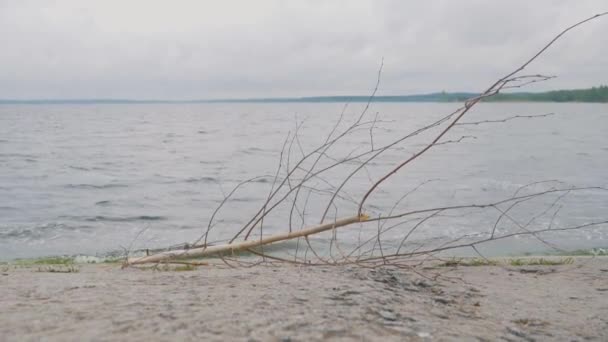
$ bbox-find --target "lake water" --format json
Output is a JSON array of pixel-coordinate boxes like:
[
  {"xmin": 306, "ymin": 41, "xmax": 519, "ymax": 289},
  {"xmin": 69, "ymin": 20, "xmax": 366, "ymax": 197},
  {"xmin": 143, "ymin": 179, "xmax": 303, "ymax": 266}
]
[{"xmin": 0, "ymin": 102, "xmax": 606, "ymax": 260}]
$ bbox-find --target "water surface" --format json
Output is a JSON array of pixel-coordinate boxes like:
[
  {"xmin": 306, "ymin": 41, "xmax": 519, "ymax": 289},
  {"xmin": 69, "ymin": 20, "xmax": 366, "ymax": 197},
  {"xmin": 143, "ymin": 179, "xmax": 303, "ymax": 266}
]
[{"xmin": 1, "ymin": 102, "xmax": 606, "ymax": 259}]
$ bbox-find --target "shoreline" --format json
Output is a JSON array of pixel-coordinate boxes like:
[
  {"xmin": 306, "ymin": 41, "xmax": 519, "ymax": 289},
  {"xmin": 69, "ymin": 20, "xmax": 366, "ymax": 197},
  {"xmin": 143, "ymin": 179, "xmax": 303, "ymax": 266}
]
[
  {"xmin": 3, "ymin": 245, "xmax": 607, "ymax": 265},
  {"xmin": 1, "ymin": 256, "xmax": 607, "ymax": 341}
]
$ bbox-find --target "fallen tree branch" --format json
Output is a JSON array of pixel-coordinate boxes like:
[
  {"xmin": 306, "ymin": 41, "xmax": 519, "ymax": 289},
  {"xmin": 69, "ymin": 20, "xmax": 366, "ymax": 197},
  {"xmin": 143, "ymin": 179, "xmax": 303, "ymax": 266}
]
[{"xmin": 126, "ymin": 214, "xmax": 368, "ymax": 265}]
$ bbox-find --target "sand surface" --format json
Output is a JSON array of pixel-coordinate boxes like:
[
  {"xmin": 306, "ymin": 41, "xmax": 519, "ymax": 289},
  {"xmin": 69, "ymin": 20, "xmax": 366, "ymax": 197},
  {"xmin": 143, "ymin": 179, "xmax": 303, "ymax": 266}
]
[{"xmin": 1, "ymin": 257, "xmax": 607, "ymax": 341}]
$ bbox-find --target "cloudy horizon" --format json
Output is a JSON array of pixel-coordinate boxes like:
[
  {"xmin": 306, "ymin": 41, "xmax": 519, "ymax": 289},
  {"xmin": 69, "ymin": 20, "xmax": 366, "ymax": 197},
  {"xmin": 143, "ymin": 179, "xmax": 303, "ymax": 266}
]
[{"xmin": 1, "ymin": 0, "xmax": 606, "ymax": 100}]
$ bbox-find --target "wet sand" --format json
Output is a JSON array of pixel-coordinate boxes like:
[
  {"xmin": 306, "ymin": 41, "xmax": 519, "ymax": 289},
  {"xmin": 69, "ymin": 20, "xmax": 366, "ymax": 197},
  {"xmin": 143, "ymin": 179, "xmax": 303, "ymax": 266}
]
[{"xmin": 1, "ymin": 257, "xmax": 607, "ymax": 341}]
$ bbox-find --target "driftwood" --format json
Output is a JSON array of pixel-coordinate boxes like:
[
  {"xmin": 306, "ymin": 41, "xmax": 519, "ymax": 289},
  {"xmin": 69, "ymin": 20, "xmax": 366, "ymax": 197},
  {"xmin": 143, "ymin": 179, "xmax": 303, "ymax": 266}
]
[{"xmin": 127, "ymin": 215, "xmax": 368, "ymax": 265}]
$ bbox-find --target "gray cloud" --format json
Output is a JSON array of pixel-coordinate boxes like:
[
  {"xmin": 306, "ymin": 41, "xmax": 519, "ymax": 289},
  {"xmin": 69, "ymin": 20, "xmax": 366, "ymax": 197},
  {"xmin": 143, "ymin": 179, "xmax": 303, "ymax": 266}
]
[{"xmin": 0, "ymin": 0, "xmax": 606, "ymax": 99}]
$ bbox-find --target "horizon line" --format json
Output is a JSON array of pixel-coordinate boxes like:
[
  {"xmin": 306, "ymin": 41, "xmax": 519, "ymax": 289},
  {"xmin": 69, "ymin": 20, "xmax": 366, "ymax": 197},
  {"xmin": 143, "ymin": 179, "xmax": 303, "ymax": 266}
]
[
  {"xmin": 0, "ymin": 91, "xmax": 476, "ymax": 104},
  {"xmin": 0, "ymin": 85, "xmax": 605, "ymax": 104}
]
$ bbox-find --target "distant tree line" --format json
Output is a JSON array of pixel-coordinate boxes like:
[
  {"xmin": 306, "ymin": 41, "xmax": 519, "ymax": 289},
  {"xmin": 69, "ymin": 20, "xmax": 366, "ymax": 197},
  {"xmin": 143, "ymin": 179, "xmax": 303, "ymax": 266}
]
[
  {"xmin": 291, "ymin": 86, "xmax": 608, "ymax": 103},
  {"xmin": 483, "ymin": 85, "xmax": 608, "ymax": 103},
  {"xmin": 2, "ymin": 86, "xmax": 606, "ymax": 105}
]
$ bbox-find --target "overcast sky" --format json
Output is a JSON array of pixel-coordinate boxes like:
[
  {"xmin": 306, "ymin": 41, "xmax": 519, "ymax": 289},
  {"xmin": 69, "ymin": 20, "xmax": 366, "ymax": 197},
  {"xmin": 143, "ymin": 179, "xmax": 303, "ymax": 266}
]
[{"xmin": 0, "ymin": 0, "xmax": 606, "ymax": 99}]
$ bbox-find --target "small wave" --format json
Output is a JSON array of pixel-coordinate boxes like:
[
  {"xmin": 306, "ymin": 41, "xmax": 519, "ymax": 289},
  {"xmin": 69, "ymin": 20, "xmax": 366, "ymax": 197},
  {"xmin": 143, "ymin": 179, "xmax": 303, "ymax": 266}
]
[
  {"xmin": 161, "ymin": 176, "xmax": 217, "ymax": 184},
  {"xmin": 68, "ymin": 165, "xmax": 90, "ymax": 171},
  {"xmin": 0, "ymin": 222, "xmax": 81, "ymax": 239},
  {"xmin": 0, "ymin": 139, "xmax": 8, "ymax": 143},
  {"xmin": 0, "ymin": 153, "xmax": 37, "ymax": 158},
  {"xmin": 230, "ymin": 197, "xmax": 260, "ymax": 203},
  {"xmin": 0, "ymin": 228, "xmax": 42, "ymax": 239},
  {"xmin": 95, "ymin": 200, "xmax": 112, "ymax": 206},
  {"xmin": 240, "ymin": 146, "xmax": 274, "ymax": 154},
  {"xmin": 84, "ymin": 215, "xmax": 167, "ymax": 222},
  {"xmin": 64, "ymin": 183, "xmax": 129, "ymax": 190},
  {"xmin": 197, "ymin": 129, "xmax": 218, "ymax": 135},
  {"xmin": 184, "ymin": 176, "xmax": 217, "ymax": 183},
  {"xmin": 199, "ymin": 160, "xmax": 222, "ymax": 165}
]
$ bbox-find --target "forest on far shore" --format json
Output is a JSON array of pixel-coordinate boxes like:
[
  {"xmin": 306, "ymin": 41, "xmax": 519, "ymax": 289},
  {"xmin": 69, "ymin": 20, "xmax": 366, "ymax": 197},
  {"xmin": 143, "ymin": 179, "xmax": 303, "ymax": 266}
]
[
  {"xmin": 483, "ymin": 85, "xmax": 608, "ymax": 103},
  {"xmin": 2, "ymin": 86, "xmax": 607, "ymax": 104}
]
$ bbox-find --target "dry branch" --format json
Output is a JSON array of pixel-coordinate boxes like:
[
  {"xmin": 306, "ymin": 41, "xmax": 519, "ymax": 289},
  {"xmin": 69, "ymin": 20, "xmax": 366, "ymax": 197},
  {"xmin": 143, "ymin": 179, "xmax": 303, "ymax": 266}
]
[{"xmin": 127, "ymin": 215, "xmax": 367, "ymax": 265}]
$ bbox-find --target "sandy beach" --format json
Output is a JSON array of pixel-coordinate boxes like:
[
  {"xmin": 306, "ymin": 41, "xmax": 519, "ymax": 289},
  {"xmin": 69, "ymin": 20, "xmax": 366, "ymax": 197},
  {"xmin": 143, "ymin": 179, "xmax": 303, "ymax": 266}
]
[{"xmin": 1, "ymin": 257, "xmax": 607, "ymax": 341}]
